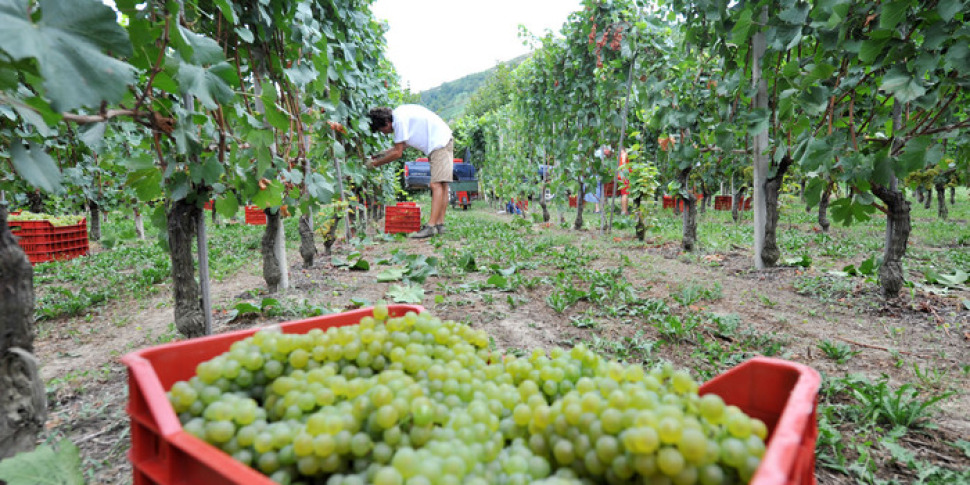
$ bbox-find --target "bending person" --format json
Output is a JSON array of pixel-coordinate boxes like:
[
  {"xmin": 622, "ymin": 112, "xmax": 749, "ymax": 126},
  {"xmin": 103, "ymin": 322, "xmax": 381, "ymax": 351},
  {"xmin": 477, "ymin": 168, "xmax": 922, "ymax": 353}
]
[{"xmin": 367, "ymin": 105, "xmax": 453, "ymax": 238}]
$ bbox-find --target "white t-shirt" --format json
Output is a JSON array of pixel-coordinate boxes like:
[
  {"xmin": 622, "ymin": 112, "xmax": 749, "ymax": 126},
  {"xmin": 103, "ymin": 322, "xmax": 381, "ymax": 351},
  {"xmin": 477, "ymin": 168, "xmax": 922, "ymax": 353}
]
[{"xmin": 392, "ymin": 104, "xmax": 452, "ymax": 155}]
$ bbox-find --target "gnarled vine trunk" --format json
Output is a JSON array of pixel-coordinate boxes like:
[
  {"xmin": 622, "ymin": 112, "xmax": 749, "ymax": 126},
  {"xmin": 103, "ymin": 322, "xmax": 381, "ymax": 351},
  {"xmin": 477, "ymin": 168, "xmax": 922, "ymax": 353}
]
[
  {"xmin": 935, "ymin": 183, "xmax": 948, "ymax": 221},
  {"xmin": 761, "ymin": 155, "xmax": 794, "ymax": 267},
  {"xmin": 634, "ymin": 195, "xmax": 646, "ymax": 241},
  {"xmin": 682, "ymin": 195, "xmax": 697, "ymax": 251},
  {"xmin": 732, "ymin": 186, "xmax": 747, "ymax": 223},
  {"xmin": 540, "ymin": 180, "xmax": 550, "ymax": 223},
  {"xmin": 298, "ymin": 214, "xmax": 315, "ymax": 268},
  {"xmin": 167, "ymin": 200, "xmax": 205, "ymax": 338},
  {"xmin": 26, "ymin": 191, "xmax": 44, "ymax": 213},
  {"xmin": 872, "ymin": 183, "xmax": 911, "ymax": 298},
  {"xmin": 679, "ymin": 168, "xmax": 697, "ymax": 252},
  {"xmin": 323, "ymin": 215, "xmax": 339, "ymax": 256},
  {"xmin": 0, "ymin": 207, "xmax": 47, "ymax": 459},
  {"xmin": 88, "ymin": 201, "xmax": 101, "ymax": 241},
  {"xmin": 262, "ymin": 210, "xmax": 283, "ymax": 293},
  {"xmin": 133, "ymin": 205, "xmax": 145, "ymax": 240},
  {"xmin": 818, "ymin": 184, "xmax": 832, "ymax": 232},
  {"xmin": 574, "ymin": 177, "xmax": 585, "ymax": 231}
]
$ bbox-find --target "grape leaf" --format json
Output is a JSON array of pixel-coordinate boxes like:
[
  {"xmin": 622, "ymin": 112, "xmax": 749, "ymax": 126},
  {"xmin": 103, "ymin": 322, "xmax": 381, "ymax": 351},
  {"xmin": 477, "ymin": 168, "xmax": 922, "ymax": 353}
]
[
  {"xmin": 924, "ymin": 269, "xmax": 968, "ymax": 288},
  {"xmin": 487, "ymin": 274, "xmax": 510, "ymax": 289},
  {"xmin": 10, "ymin": 140, "xmax": 63, "ymax": 193},
  {"xmin": 350, "ymin": 257, "xmax": 370, "ymax": 271},
  {"xmin": 386, "ymin": 284, "xmax": 424, "ymax": 304},
  {"xmin": 879, "ymin": 0, "xmax": 909, "ymax": 30},
  {"xmin": 0, "ymin": 439, "xmax": 83, "ymax": 485},
  {"xmin": 215, "ymin": 194, "xmax": 239, "ymax": 219},
  {"xmin": 0, "ymin": 0, "xmax": 135, "ymax": 112},
  {"xmin": 175, "ymin": 60, "xmax": 236, "ymax": 110},
  {"xmin": 377, "ymin": 267, "xmax": 406, "ymax": 282}
]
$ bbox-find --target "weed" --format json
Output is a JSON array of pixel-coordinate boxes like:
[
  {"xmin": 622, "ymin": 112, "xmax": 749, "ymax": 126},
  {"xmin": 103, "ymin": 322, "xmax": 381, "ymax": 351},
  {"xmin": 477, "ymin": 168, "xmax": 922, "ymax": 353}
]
[
  {"xmin": 672, "ymin": 281, "xmax": 722, "ymax": 307},
  {"xmin": 850, "ymin": 377, "xmax": 953, "ymax": 429},
  {"xmin": 758, "ymin": 293, "xmax": 777, "ymax": 308},
  {"xmin": 654, "ymin": 313, "xmax": 700, "ymax": 341},
  {"xmin": 912, "ymin": 363, "xmax": 949, "ymax": 391},
  {"xmin": 569, "ymin": 314, "xmax": 599, "ymax": 329},
  {"xmin": 584, "ymin": 335, "xmax": 629, "ymax": 359},
  {"xmin": 793, "ymin": 275, "xmax": 855, "ymax": 303},
  {"xmin": 709, "ymin": 313, "xmax": 742, "ymax": 337},
  {"xmin": 818, "ymin": 340, "xmax": 862, "ymax": 364},
  {"xmin": 506, "ymin": 295, "xmax": 528, "ymax": 309}
]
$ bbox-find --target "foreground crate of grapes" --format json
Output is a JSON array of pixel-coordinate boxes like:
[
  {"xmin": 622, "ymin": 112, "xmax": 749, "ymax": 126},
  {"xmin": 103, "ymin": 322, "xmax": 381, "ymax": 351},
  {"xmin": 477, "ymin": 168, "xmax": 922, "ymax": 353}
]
[{"xmin": 122, "ymin": 305, "xmax": 820, "ymax": 485}]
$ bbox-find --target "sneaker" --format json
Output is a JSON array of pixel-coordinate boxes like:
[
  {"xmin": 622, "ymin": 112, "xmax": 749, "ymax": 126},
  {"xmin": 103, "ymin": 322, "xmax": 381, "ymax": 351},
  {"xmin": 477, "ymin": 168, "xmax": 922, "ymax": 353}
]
[
  {"xmin": 435, "ymin": 224, "xmax": 446, "ymax": 235},
  {"xmin": 410, "ymin": 225, "xmax": 436, "ymax": 239}
]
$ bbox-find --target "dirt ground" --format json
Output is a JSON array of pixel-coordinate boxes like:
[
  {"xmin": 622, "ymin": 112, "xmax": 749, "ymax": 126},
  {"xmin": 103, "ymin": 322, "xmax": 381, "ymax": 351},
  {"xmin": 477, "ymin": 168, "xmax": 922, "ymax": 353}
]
[{"xmin": 32, "ymin": 208, "xmax": 970, "ymax": 484}]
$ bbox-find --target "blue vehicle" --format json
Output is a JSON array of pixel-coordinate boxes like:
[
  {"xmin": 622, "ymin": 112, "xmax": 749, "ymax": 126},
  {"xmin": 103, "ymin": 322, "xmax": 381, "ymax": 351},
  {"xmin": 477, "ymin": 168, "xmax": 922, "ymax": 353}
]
[
  {"xmin": 403, "ymin": 158, "xmax": 476, "ymax": 189},
  {"xmin": 403, "ymin": 159, "xmax": 479, "ymax": 209}
]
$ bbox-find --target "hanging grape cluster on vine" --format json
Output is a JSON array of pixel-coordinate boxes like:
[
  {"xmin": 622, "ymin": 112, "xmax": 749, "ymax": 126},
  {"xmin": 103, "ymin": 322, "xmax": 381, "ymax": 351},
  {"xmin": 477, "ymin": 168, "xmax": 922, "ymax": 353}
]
[{"xmin": 588, "ymin": 20, "xmax": 625, "ymax": 68}]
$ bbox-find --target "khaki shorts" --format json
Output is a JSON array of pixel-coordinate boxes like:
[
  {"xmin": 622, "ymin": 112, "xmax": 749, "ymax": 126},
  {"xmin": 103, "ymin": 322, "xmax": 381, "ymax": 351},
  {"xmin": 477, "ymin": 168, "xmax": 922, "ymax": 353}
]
[{"xmin": 429, "ymin": 138, "xmax": 454, "ymax": 184}]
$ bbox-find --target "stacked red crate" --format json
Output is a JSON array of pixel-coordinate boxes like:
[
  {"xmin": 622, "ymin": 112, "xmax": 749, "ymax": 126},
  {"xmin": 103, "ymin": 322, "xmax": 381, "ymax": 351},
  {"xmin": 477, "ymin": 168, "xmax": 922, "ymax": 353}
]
[
  {"xmin": 8, "ymin": 217, "xmax": 89, "ymax": 264},
  {"xmin": 384, "ymin": 202, "xmax": 421, "ymax": 234},
  {"xmin": 244, "ymin": 206, "xmax": 266, "ymax": 225}
]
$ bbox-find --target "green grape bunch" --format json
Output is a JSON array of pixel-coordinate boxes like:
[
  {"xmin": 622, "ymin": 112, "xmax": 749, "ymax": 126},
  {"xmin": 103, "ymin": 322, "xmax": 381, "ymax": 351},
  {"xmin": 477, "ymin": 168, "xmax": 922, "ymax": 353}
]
[
  {"xmin": 9, "ymin": 211, "xmax": 85, "ymax": 227},
  {"xmin": 167, "ymin": 306, "xmax": 767, "ymax": 485}
]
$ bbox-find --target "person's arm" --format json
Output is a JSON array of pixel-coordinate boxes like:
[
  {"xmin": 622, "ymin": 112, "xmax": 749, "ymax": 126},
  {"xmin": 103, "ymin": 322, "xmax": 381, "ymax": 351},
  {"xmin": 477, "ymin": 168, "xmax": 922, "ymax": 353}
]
[{"xmin": 367, "ymin": 141, "xmax": 406, "ymax": 168}]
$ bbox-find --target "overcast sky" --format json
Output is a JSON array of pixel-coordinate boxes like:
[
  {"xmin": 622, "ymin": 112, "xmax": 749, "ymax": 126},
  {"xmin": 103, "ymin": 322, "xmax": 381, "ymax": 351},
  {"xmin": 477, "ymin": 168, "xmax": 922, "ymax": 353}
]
[{"xmin": 370, "ymin": 0, "xmax": 584, "ymax": 92}]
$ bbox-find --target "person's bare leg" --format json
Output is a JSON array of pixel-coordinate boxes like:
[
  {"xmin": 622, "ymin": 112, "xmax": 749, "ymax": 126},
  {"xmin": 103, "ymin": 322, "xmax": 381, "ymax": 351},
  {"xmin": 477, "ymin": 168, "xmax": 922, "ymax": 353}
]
[
  {"xmin": 621, "ymin": 195, "xmax": 628, "ymax": 215},
  {"xmin": 429, "ymin": 182, "xmax": 448, "ymax": 226}
]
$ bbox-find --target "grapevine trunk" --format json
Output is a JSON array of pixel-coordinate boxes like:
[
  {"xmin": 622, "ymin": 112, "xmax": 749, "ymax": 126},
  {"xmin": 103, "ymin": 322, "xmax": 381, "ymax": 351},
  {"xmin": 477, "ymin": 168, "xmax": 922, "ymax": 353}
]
[
  {"xmin": 298, "ymin": 214, "xmax": 315, "ymax": 268},
  {"xmin": 818, "ymin": 185, "xmax": 831, "ymax": 233},
  {"xmin": 761, "ymin": 155, "xmax": 794, "ymax": 267},
  {"xmin": 935, "ymin": 184, "xmax": 948, "ymax": 221},
  {"xmin": 872, "ymin": 183, "xmax": 911, "ymax": 298},
  {"xmin": 88, "ymin": 201, "xmax": 101, "ymax": 242},
  {"xmin": 0, "ymin": 207, "xmax": 47, "ymax": 459},
  {"xmin": 166, "ymin": 199, "xmax": 205, "ymax": 338},
  {"xmin": 262, "ymin": 210, "xmax": 282, "ymax": 293}
]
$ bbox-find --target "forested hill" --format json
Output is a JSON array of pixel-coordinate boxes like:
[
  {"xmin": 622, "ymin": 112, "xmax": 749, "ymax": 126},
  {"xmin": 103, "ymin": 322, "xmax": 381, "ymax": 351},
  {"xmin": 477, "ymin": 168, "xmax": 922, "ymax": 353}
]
[{"xmin": 419, "ymin": 54, "xmax": 527, "ymax": 122}]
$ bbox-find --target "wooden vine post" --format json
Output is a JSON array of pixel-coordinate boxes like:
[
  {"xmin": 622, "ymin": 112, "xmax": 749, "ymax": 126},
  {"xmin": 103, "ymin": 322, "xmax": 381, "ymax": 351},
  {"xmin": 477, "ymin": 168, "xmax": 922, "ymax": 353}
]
[{"xmin": 750, "ymin": 7, "xmax": 770, "ymax": 269}]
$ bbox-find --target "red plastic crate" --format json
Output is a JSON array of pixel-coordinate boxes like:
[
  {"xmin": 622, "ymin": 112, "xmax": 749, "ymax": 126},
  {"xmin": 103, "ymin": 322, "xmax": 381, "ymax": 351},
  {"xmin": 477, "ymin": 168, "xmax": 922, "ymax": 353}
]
[
  {"xmin": 122, "ymin": 316, "xmax": 819, "ymax": 485},
  {"xmin": 8, "ymin": 217, "xmax": 86, "ymax": 233},
  {"xmin": 603, "ymin": 182, "xmax": 616, "ymax": 197},
  {"xmin": 244, "ymin": 206, "xmax": 266, "ymax": 225},
  {"xmin": 714, "ymin": 195, "xmax": 732, "ymax": 211},
  {"xmin": 699, "ymin": 357, "xmax": 821, "ymax": 485},
  {"xmin": 204, "ymin": 200, "xmax": 214, "ymax": 211},
  {"xmin": 122, "ymin": 305, "xmax": 425, "ymax": 485},
  {"xmin": 123, "ymin": 328, "xmax": 819, "ymax": 485},
  {"xmin": 384, "ymin": 203, "xmax": 420, "ymax": 234},
  {"xmin": 18, "ymin": 238, "xmax": 88, "ymax": 254},
  {"xmin": 25, "ymin": 246, "xmax": 89, "ymax": 264},
  {"xmin": 8, "ymin": 217, "xmax": 88, "ymax": 264},
  {"xmin": 569, "ymin": 195, "xmax": 578, "ymax": 208},
  {"xmin": 662, "ymin": 195, "xmax": 704, "ymax": 211}
]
